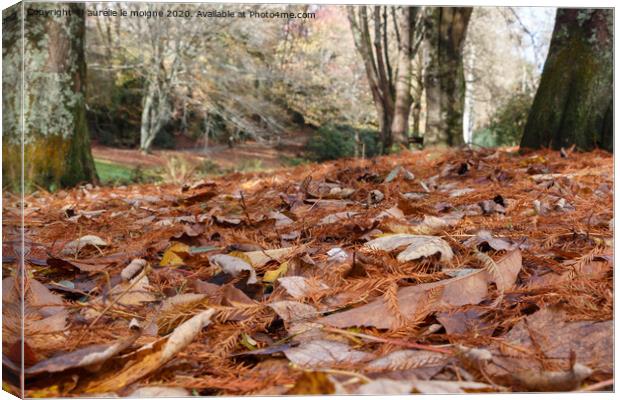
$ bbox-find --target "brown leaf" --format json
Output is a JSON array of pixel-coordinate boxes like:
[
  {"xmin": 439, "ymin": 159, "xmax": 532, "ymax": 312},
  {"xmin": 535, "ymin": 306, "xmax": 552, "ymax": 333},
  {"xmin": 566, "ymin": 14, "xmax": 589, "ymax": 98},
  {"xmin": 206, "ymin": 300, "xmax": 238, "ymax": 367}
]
[
  {"xmin": 489, "ymin": 307, "xmax": 613, "ymax": 377},
  {"xmin": 318, "ymin": 269, "xmax": 489, "ymax": 329},
  {"xmin": 283, "ymin": 340, "xmax": 370, "ymax": 367},
  {"xmin": 25, "ymin": 326, "xmax": 141, "ymax": 375},
  {"xmin": 81, "ymin": 309, "xmax": 215, "ymax": 393}
]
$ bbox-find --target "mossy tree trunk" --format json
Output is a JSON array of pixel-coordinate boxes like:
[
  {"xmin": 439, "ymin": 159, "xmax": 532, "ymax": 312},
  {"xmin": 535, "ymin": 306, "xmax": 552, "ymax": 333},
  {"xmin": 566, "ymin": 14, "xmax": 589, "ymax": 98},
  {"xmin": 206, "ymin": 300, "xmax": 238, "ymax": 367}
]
[
  {"xmin": 423, "ymin": 7, "xmax": 472, "ymax": 147},
  {"xmin": 4, "ymin": 3, "xmax": 98, "ymax": 191},
  {"xmin": 520, "ymin": 9, "xmax": 613, "ymax": 152}
]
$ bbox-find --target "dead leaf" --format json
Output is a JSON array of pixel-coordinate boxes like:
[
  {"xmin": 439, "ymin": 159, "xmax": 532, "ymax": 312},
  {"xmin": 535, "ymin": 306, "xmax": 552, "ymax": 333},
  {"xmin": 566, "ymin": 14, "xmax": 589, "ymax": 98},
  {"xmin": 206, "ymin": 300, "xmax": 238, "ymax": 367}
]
[
  {"xmin": 464, "ymin": 230, "xmax": 516, "ymax": 251},
  {"xmin": 287, "ymin": 371, "xmax": 335, "ymax": 395},
  {"xmin": 512, "ymin": 363, "xmax": 592, "ymax": 392},
  {"xmin": 283, "ymin": 340, "xmax": 370, "ymax": 367},
  {"xmin": 26, "ymin": 325, "xmax": 141, "ymax": 375},
  {"xmin": 81, "ymin": 309, "xmax": 215, "ymax": 393},
  {"xmin": 61, "ymin": 235, "xmax": 108, "ymax": 255},
  {"xmin": 319, "ymin": 211, "xmax": 359, "ymax": 225},
  {"xmin": 318, "ymin": 252, "xmax": 522, "ymax": 330},
  {"xmin": 269, "ymin": 300, "xmax": 318, "ymax": 323},
  {"xmin": 365, "ymin": 349, "xmax": 449, "ymax": 373},
  {"xmin": 278, "ymin": 276, "xmax": 328, "ymax": 299},
  {"xmin": 489, "ymin": 307, "xmax": 612, "ymax": 376},
  {"xmin": 263, "ymin": 262, "xmax": 289, "ymax": 283},
  {"xmin": 410, "ymin": 380, "xmax": 496, "ymax": 394},
  {"xmin": 127, "ymin": 386, "xmax": 190, "ymax": 397},
  {"xmin": 121, "ymin": 259, "xmax": 147, "ymax": 281},
  {"xmin": 160, "ymin": 242, "xmax": 190, "ymax": 267},
  {"xmin": 242, "ymin": 247, "xmax": 295, "ymax": 268},
  {"xmin": 365, "ymin": 234, "xmax": 454, "ymax": 262},
  {"xmin": 356, "ymin": 379, "xmax": 413, "ymax": 395},
  {"xmin": 209, "ymin": 254, "xmax": 258, "ymax": 284}
]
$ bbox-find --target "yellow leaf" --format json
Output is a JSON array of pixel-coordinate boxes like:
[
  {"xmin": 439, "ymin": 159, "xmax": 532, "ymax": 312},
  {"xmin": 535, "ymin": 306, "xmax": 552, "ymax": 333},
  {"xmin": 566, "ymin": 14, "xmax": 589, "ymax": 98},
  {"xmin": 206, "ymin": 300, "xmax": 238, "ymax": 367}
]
[
  {"xmin": 227, "ymin": 251, "xmax": 253, "ymax": 266},
  {"xmin": 160, "ymin": 242, "xmax": 190, "ymax": 267},
  {"xmin": 263, "ymin": 262, "xmax": 289, "ymax": 283},
  {"xmin": 243, "ymin": 247, "xmax": 295, "ymax": 268}
]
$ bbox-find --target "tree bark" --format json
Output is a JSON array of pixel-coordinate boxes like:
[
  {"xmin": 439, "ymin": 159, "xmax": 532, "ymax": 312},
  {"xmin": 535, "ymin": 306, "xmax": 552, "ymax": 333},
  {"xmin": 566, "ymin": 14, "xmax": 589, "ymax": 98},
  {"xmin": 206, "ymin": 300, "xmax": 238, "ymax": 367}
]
[
  {"xmin": 3, "ymin": 3, "xmax": 98, "ymax": 190},
  {"xmin": 520, "ymin": 9, "xmax": 612, "ymax": 152},
  {"xmin": 423, "ymin": 7, "xmax": 472, "ymax": 147},
  {"xmin": 390, "ymin": 7, "xmax": 415, "ymax": 146},
  {"xmin": 348, "ymin": 6, "xmax": 422, "ymax": 154}
]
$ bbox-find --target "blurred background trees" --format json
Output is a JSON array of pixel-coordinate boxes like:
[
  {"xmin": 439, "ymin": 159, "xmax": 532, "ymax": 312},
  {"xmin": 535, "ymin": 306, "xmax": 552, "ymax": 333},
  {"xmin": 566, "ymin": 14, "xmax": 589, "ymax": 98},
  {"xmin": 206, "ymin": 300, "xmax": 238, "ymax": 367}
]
[{"xmin": 4, "ymin": 5, "xmax": 613, "ymax": 191}]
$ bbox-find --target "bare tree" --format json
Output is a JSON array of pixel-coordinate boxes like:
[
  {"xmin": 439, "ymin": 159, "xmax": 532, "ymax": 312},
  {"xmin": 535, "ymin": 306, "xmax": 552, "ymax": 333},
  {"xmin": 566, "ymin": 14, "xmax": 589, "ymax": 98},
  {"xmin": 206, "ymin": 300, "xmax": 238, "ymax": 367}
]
[
  {"xmin": 347, "ymin": 6, "xmax": 424, "ymax": 153},
  {"xmin": 423, "ymin": 7, "xmax": 473, "ymax": 147}
]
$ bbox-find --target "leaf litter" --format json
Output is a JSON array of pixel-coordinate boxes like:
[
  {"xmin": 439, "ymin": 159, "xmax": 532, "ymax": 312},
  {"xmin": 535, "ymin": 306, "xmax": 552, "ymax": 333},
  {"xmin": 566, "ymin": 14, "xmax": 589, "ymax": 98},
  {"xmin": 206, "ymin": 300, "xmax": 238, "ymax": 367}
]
[{"xmin": 2, "ymin": 147, "xmax": 613, "ymax": 395}]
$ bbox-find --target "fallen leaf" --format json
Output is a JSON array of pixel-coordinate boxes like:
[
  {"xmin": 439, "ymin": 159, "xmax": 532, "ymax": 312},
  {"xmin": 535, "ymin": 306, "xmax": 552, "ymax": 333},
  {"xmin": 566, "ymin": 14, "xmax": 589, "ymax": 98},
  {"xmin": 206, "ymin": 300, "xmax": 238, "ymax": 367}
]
[
  {"xmin": 410, "ymin": 380, "xmax": 496, "ymax": 394},
  {"xmin": 319, "ymin": 253, "xmax": 521, "ymax": 330},
  {"xmin": 268, "ymin": 211, "xmax": 294, "ymax": 227},
  {"xmin": 365, "ymin": 349, "xmax": 449, "ymax": 374},
  {"xmin": 356, "ymin": 379, "xmax": 414, "ymax": 395},
  {"xmin": 263, "ymin": 262, "xmax": 289, "ymax": 283},
  {"xmin": 209, "ymin": 254, "xmax": 258, "ymax": 284},
  {"xmin": 83, "ymin": 274, "xmax": 156, "ymax": 320},
  {"xmin": 488, "ymin": 307, "xmax": 612, "ymax": 376},
  {"xmin": 319, "ymin": 211, "xmax": 359, "ymax": 225},
  {"xmin": 269, "ymin": 300, "xmax": 318, "ymax": 323},
  {"xmin": 278, "ymin": 276, "xmax": 328, "ymax": 299},
  {"xmin": 26, "ymin": 325, "xmax": 141, "ymax": 375},
  {"xmin": 61, "ymin": 235, "xmax": 108, "ymax": 255},
  {"xmin": 127, "ymin": 386, "xmax": 190, "ymax": 397},
  {"xmin": 464, "ymin": 230, "xmax": 516, "ymax": 251},
  {"xmin": 81, "ymin": 309, "xmax": 215, "ymax": 393},
  {"xmin": 365, "ymin": 234, "xmax": 454, "ymax": 262},
  {"xmin": 283, "ymin": 340, "xmax": 370, "ymax": 367},
  {"xmin": 242, "ymin": 247, "xmax": 295, "ymax": 268},
  {"xmin": 512, "ymin": 363, "xmax": 592, "ymax": 392},
  {"xmin": 160, "ymin": 242, "xmax": 190, "ymax": 267},
  {"xmin": 287, "ymin": 371, "xmax": 335, "ymax": 395},
  {"xmin": 121, "ymin": 259, "xmax": 147, "ymax": 281}
]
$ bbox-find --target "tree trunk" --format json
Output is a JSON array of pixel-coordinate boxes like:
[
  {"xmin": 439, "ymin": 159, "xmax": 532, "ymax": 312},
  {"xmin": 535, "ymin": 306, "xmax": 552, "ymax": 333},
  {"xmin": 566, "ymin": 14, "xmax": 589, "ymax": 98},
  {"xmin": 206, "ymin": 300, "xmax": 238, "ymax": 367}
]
[
  {"xmin": 520, "ymin": 9, "xmax": 612, "ymax": 152},
  {"xmin": 3, "ymin": 3, "xmax": 98, "ymax": 190},
  {"xmin": 348, "ymin": 6, "xmax": 422, "ymax": 154},
  {"xmin": 423, "ymin": 7, "xmax": 472, "ymax": 147},
  {"xmin": 140, "ymin": 79, "xmax": 170, "ymax": 154},
  {"xmin": 390, "ymin": 7, "xmax": 415, "ymax": 147}
]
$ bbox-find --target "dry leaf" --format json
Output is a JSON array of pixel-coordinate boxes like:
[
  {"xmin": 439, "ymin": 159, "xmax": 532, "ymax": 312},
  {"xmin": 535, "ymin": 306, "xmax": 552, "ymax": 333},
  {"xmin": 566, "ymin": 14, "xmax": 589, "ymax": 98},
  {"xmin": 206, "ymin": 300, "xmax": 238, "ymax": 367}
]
[
  {"xmin": 489, "ymin": 307, "xmax": 612, "ymax": 376},
  {"xmin": 269, "ymin": 300, "xmax": 318, "ymax": 323},
  {"xmin": 160, "ymin": 242, "xmax": 190, "ymax": 267},
  {"xmin": 356, "ymin": 379, "xmax": 414, "ymax": 395},
  {"xmin": 278, "ymin": 276, "xmax": 328, "ymax": 299},
  {"xmin": 81, "ymin": 309, "xmax": 215, "ymax": 393},
  {"xmin": 283, "ymin": 340, "xmax": 370, "ymax": 367},
  {"xmin": 318, "ymin": 254, "xmax": 521, "ymax": 330},
  {"xmin": 242, "ymin": 247, "xmax": 295, "ymax": 268},
  {"xmin": 365, "ymin": 234, "xmax": 454, "ymax": 262},
  {"xmin": 209, "ymin": 254, "xmax": 258, "ymax": 284},
  {"xmin": 365, "ymin": 350, "xmax": 449, "ymax": 373},
  {"xmin": 410, "ymin": 380, "xmax": 496, "ymax": 394},
  {"xmin": 319, "ymin": 211, "xmax": 359, "ymax": 225},
  {"xmin": 26, "ymin": 327, "xmax": 141, "ymax": 375},
  {"xmin": 127, "ymin": 386, "xmax": 190, "ymax": 397},
  {"xmin": 61, "ymin": 235, "xmax": 108, "ymax": 255},
  {"xmin": 121, "ymin": 259, "xmax": 147, "ymax": 281}
]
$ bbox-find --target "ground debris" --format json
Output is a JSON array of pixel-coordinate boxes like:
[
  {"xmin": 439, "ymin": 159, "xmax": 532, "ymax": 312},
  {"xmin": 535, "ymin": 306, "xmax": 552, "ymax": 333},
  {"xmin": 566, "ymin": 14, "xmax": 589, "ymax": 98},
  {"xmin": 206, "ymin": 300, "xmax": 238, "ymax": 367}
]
[{"xmin": 3, "ymin": 148, "xmax": 612, "ymax": 395}]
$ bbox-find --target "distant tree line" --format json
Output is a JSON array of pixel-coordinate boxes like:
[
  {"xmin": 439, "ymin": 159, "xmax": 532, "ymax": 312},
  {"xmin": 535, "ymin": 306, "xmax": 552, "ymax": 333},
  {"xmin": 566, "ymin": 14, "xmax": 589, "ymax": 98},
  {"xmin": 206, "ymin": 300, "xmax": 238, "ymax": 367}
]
[{"xmin": 1, "ymin": 4, "xmax": 613, "ymax": 191}]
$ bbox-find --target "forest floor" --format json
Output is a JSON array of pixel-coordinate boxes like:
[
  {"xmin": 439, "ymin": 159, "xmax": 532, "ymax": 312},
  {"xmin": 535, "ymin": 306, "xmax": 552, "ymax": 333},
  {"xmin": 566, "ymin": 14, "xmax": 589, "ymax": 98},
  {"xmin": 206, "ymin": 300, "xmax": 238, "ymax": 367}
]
[
  {"xmin": 2, "ymin": 146, "xmax": 613, "ymax": 396},
  {"xmin": 92, "ymin": 137, "xmax": 307, "ymax": 172}
]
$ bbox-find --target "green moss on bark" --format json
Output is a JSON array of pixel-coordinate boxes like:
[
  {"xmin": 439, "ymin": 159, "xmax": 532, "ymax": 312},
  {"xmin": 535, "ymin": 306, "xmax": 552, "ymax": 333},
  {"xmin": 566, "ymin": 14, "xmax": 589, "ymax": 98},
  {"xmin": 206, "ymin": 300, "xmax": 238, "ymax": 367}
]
[{"xmin": 521, "ymin": 9, "xmax": 612, "ymax": 152}]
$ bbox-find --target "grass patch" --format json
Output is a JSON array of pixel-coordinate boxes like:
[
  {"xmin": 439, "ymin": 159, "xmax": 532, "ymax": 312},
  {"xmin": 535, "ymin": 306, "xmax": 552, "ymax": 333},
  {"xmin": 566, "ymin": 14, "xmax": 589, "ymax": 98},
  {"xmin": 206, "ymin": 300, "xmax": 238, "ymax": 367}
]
[{"xmin": 95, "ymin": 159, "xmax": 134, "ymax": 185}]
